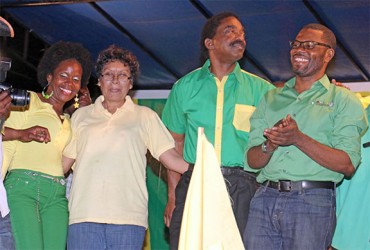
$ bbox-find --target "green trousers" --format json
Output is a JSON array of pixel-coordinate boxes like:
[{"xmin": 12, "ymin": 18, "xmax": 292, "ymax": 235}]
[{"xmin": 5, "ymin": 169, "xmax": 68, "ymax": 250}]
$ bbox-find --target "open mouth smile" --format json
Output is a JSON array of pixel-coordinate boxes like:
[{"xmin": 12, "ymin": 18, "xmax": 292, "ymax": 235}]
[{"xmin": 60, "ymin": 87, "xmax": 72, "ymax": 95}]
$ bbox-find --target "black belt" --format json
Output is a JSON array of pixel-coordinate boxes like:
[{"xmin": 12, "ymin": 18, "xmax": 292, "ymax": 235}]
[
  {"xmin": 264, "ymin": 180, "xmax": 334, "ymax": 192},
  {"xmin": 188, "ymin": 164, "xmax": 250, "ymax": 175}
]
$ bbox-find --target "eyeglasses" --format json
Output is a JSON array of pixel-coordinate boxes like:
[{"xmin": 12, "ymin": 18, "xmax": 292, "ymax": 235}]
[
  {"xmin": 101, "ymin": 72, "xmax": 132, "ymax": 83},
  {"xmin": 289, "ymin": 40, "xmax": 332, "ymax": 50}
]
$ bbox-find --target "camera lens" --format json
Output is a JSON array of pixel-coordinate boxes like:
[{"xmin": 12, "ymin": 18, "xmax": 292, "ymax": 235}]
[{"xmin": 9, "ymin": 88, "xmax": 30, "ymax": 107}]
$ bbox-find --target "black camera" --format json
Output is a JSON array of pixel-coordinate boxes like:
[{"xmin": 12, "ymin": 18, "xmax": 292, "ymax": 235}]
[{"xmin": 0, "ymin": 57, "xmax": 30, "ymax": 108}]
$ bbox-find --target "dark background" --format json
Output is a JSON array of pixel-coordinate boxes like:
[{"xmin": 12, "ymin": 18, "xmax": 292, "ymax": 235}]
[{"xmin": 1, "ymin": 0, "xmax": 369, "ymax": 99}]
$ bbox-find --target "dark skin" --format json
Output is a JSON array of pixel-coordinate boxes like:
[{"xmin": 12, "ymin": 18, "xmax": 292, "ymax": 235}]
[
  {"xmin": 64, "ymin": 86, "xmax": 92, "ymax": 116},
  {"xmin": 164, "ymin": 16, "xmax": 246, "ymax": 227},
  {"xmin": 4, "ymin": 59, "xmax": 83, "ymax": 144},
  {"xmin": 246, "ymin": 28, "xmax": 355, "ymax": 177},
  {"xmin": 40, "ymin": 58, "xmax": 82, "ymax": 118},
  {"xmin": 164, "ymin": 131, "xmax": 184, "ymax": 227},
  {"xmin": 4, "ymin": 126, "xmax": 51, "ymax": 143},
  {"xmin": 0, "ymin": 91, "xmax": 12, "ymax": 121},
  {"xmin": 4, "ymin": 92, "xmax": 91, "ymax": 143}
]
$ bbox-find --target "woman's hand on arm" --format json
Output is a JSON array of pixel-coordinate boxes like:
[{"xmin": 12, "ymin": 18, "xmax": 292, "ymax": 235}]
[{"xmin": 3, "ymin": 126, "xmax": 51, "ymax": 143}]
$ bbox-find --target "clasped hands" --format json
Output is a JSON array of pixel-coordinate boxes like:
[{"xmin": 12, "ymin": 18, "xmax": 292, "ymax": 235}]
[{"xmin": 263, "ymin": 114, "xmax": 301, "ymax": 151}]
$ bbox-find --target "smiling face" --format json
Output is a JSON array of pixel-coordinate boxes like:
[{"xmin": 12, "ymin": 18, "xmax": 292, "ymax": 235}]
[
  {"xmin": 47, "ymin": 59, "xmax": 82, "ymax": 104},
  {"xmin": 99, "ymin": 60, "xmax": 132, "ymax": 106},
  {"xmin": 206, "ymin": 16, "xmax": 246, "ymax": 64},
  {"xmin": 290, "ymin": 28, "xmax": 334, "ymax": 79}
]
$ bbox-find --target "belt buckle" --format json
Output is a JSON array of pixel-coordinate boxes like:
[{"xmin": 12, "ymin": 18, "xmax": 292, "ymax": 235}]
[{"xmin": 279, "ymin": 181, "xmax": 292, "ymax": 192}]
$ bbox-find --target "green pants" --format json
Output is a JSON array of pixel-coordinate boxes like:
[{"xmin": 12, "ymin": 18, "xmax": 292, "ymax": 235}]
[{"xmin": 5, "ymin": 169, "xmax": 68, "ymax": 250}]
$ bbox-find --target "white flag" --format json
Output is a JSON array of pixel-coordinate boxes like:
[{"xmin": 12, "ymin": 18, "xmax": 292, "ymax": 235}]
[{"xmin": 179, "ymin": 128, "xmax": 244, "ymax": 250}]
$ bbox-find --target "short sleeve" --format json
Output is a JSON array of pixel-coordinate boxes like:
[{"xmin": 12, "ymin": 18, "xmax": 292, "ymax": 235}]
[
  {"xmin": 146, "ymin": 110, "xmax": 175, "ymax": 160},
  {"xmin": 63, "ymin": 111, "xmax": 79, "ymax": 160},
  {"xmin": 162, "ymin": 81, "xmax": 186, "ymax": 134}
]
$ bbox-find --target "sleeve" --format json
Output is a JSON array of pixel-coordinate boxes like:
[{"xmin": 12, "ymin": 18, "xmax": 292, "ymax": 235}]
[
  {"xmin": 146, "ymin": 110, "xmax": 175, "ymax": 160},
  {"xmin": 63, "ymin": 111, "xmax": 79, "ymax": 160},
  {"xmin": 162, "ymin": 80, "xmax": 186, "ymax": 134},
  {"xmin": 331, "ymin": 91, "xmax": 368, "ymax": 168}
]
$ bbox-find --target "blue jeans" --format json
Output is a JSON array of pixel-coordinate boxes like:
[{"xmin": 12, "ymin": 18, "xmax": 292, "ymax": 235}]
[
  {"xmin": 0, "ymin": 213, "xmax": 15, "ymax": 250},
  {"xmin": 68, "ymin": 222, "xmax": 146, "ymax": 250},
  {"xmin": 244, "ymin": 186, "xmax": 336, "ymax": 250}
]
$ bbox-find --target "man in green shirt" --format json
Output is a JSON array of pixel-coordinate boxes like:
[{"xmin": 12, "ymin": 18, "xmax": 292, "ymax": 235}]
[
  {"xmin": 244, "ymin": 23, "xmax": 368, "ymax": 249},
  {"xmin": 162, "ymin": 12, "xmax": 274, "ymax": 249},
  {"xmin": 332, "ymin": 97, "xmax": 370, "ymax": 249}
]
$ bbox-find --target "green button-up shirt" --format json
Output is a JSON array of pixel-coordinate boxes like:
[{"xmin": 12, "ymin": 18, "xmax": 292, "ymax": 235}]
[
  {"xmin": 162, "ymin": 60, "xmax": 274, "ymax": 167},
  {"xmin": 246, "ymin": 75, "xmax": 368, "ymax": 183}
]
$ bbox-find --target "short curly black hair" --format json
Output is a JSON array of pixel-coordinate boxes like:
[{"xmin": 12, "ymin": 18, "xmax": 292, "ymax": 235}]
[
  {"xmin": 200, "ymin": 12, "xmax": 241, "ymax": 64},
  {"xmin": 95, "ymin": 45, "xmax": 139, "ymax": 82},
  {"xmin": 37, "ymin": 41, "xmax": 93, "ymax": 87},
  {"xmin": 301, "ymin": 23, "xmax": 337, "ymax": 50}
]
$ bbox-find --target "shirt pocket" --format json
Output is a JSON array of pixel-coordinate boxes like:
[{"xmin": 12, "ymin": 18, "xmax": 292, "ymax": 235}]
[{"xmin": 233, "ymin": 104, "xmax": 256, "ymax": 133}]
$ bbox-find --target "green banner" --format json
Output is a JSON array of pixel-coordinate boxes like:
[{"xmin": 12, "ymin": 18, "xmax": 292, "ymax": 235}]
[{"xmin": 139, "ymin": 99, "xmax": 170, "ymax": 250}]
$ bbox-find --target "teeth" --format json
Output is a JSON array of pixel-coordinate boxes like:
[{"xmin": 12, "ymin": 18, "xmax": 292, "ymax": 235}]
[
  {"xmin": 60, "ymin": 88, "xmax": 72, "ymax": 94},
  {"xmin": 233, "ymin": 44, "xmax": 244, "ymax": 49},
  {"xmin": 294, "ymin": 57, "xmax": 308, "ymax": 62}
]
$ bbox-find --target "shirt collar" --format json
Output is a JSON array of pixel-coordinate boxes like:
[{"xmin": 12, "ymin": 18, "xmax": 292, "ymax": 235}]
[
  {"xmin": 198, "ymin": 59, "xmax": 243, "ymax": 83},
  {"xmin": 284, "ymin": 74, "xmax": 331, "ymax": 91},
  {"xmin": 93, "ymin": 95, "xmax": 134, "ymax": 114}
]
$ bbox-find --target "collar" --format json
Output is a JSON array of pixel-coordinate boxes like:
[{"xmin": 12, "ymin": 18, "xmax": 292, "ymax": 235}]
[
  {"xmin": 283, "ymin": 74, "xmax": 331, "ymax": 92},
  {"xmin": 198, "ymin": 59, "xmax": 243, "ymax": 84},
  {"xmin": 93, "ymin": 95, "xmax": 134, "ymax": 114}
]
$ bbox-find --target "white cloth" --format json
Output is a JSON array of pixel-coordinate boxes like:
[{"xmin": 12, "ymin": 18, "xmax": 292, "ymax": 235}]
[
  {"xmin": 0, "ymin": 134, "xmax": 10, "ymax": 218},
  {"xmin": 179, "ymin": 128, "xmax": 244, "ymax": 250}
]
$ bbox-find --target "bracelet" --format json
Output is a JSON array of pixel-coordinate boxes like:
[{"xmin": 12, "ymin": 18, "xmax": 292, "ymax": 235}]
[{"xmin": 261, "ymin": 141, "xmax": 276, "ymax": 154}]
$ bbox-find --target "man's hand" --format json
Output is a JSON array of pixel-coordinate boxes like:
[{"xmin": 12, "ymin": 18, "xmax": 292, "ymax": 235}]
[
  {"xmin": 64, "ymin": 86, "xmax": 92, "ymax": 115},
  {"xmin": 164, "ymin": 198, "xmax": 175, "ymax": 227},
  {"xmin": 163, "ymin": 131, "xmax": 184, "ymax": 227},
  {"xmin": 0, "ymin": 91, "xmax": 12, "ymax": 120},
  {"xmin": 264, "ymin": 115, "xmax": 301, "ymax": 147},
  {"xmin": 331, "ymin": 79, "xmax": 350, "ymax": 90},
  {"xmin": 78, "ymin": 88, "xmax": 92, "ymax": 107}
]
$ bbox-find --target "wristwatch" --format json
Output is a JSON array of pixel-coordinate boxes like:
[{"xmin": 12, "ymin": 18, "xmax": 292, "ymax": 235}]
[{"xmin": 261, "ymin": 141, "xmax": 275, "ymax": 154}]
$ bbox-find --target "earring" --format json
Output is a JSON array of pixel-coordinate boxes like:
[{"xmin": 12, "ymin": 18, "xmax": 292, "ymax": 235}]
[
  {"xmin": 42, "ymin": 83, "xmax": 54, "ymax": 99},
  {"xmin": 73, "ymin": 94, "xmax": 79, "ymax": 109}
]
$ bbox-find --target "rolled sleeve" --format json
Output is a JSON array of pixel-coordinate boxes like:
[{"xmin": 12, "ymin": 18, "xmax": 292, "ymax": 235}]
[{"xmin": 332, "ymin": 94, "xmax": 368, "ymax": 168}]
